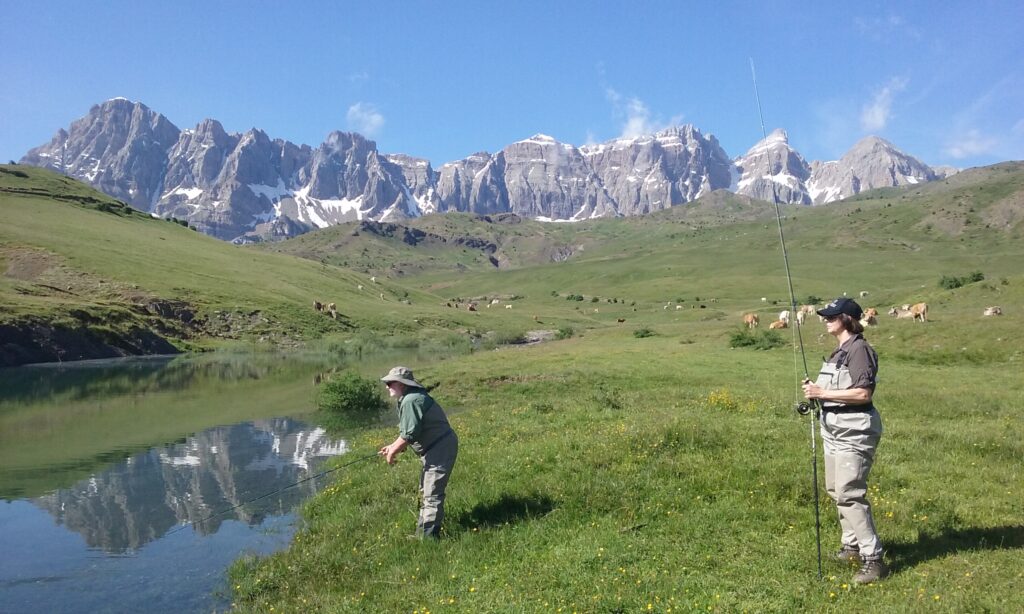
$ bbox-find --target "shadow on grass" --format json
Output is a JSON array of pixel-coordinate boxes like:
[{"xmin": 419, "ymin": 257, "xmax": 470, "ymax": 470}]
[
  {"xmin": 887, "ymin": 524, "xmax": 1024, "ymax": 569},
  {"xmin": 449, "ymin": 493, "xmax": 556, "ymax": 533}
]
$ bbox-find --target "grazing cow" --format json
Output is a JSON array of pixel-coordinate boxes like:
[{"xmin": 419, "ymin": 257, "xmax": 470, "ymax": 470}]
[
  {"xmin": 326, "ymin": 302, "xmax": 337, "ymax": 319},
  {"xmin": 778, "ymin": 310, "xmax": 791, "ymax": 325},
  {"xmin": 491, "ymin": 298, "xmax": 500, "ymax": 305},
  {"xmin": 910, "ymin": 302, "xmax": 928, "ymax": 322},
  {"xmin": 505, "ymin": 304, "xmax": 512, "ymax": 309},
  {"xmin": 983, "ymin": 306, "xmax": 1003, "ymax": 316},
  {"xmin": 379, "ymin": 293, "xmax": 385, "ymax": 300},
  {"xmin": 743, "ymin": 313, "xmax": 760, "ymax": 329},
  {"xmin": 675, "ymin": 305, "xmax": 683, "ymax": 310},
  {"xmin": 467, "ymin": 304, "xmax": 477, "ymax": 311},
  {"xmin": 533, "ymin": 315, "xmax": 539, "ymax": 321},
  {"xmin": 796, "ymin": 310, "xmax": 807, "ymax": 326},
  {"xmin": 769, "ymin": 319, "xmax": 788, "ymax": 330},
  {"xmin": 370, "ymin": 276, "xmax": 377, "ymax": 283},
  {"xmin": 663, "ymin": 305, "xmax": 669, "ymax": 310},
  {"xmin": 617, "ymin": 318, "xmax": 626, "ymax": 323},
  {"xmin": 313, "ymin": 300, "xmax": 323, "ymax": 312},
  {"xmin": 760, "ymin": 297, "xmax": 767, "ymax": 302},
  {"xmin": 859, "ymin": 291, "xmax": 870, "ymax": 297},
  {"xmin": 357, "ymin": 284, "xmax": 363, "ymax": 291}
]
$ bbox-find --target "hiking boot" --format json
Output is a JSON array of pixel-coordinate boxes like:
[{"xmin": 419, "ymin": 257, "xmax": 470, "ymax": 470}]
[
  {"xmin": 835, "ymin": 546, "xmax": 861, "ymax": 563},
  {"xmin": 853, "ymin": 559, "xmax": 889, "ymax": 584}
]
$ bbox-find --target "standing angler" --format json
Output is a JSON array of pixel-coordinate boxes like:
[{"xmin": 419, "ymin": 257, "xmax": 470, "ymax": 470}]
[
  {"xmin": 802, "ymin": 298, "xmax": 888, "ymax": 584},
  {"xmin": 379, "ymin": 366, "xmax": 458, "ymax": 539}
]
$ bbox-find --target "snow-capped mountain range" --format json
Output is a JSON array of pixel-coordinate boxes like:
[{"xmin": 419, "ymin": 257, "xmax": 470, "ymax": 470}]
[{"xmin": 20, "ymin": 98, "xmax": 952, "ymax": 242}]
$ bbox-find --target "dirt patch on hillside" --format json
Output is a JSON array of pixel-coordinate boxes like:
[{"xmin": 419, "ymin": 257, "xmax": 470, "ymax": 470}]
[
  {"xmin": 913, "ymin": 211, "xmax": 967, "ymax": 236},
  {"xmin": 981, "ymin": 192, "xmax": 1024, "ymax": 231}
]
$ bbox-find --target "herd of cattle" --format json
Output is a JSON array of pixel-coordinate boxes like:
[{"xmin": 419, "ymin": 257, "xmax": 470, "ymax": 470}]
[
  {"xmin": 312, "ymin": 276, "xmax": 1007, "ymax": 328},
  {"xmin": 743, "ymin": 301, "xmax": 1004, "ymax": 329}
]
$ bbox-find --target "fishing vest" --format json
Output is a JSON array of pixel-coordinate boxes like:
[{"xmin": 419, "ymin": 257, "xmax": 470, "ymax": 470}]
[
  {"xmin": 814, "ymin": 345, "xmax": 875, "ymax": 412},
  {"xmin": 814, "ymin": 360, "xmax": 855, "ymax": 410}
]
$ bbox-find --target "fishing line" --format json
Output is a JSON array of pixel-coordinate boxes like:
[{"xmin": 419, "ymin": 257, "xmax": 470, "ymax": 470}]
[
  {"xmin": 165, "ymin": 451, "xmax": 379, "ymax": 537},
  {"xmin": 749, "ymin": 58, "xmax": 823, "ymax": 580}
]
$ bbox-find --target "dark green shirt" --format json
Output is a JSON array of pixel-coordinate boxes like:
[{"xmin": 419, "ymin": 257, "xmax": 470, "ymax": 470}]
[{"xmin": 397, "ymin": 389, "xmax": 452, "ymax": 454}]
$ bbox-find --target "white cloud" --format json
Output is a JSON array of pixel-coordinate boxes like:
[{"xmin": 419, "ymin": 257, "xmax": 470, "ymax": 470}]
[
  {"xmin": 944, "ymin": 129, "xmax": 999, "ymax": 159},
  {"xmin": 346, "ymin": 102, "xmax": 384, "ymax": 137},
  {"xmin": 605, "ymin": 86, "xmax": 680, "ymax": 139},
  {"xmin": 860, "ymin": 77, "xmax": 907, "ymax": 132}
]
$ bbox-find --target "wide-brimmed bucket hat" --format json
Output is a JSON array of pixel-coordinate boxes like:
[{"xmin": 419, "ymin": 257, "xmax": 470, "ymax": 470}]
[{"xmin": 381, "ymin": 366, "xmax": 424, "ymax": 388}]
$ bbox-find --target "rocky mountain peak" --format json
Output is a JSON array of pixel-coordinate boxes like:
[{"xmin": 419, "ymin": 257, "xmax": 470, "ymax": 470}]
[
  {"xmin": 733, "ymin": 128, "xmax": 812, "ymax": 204},
  {"xmin": 19, "ymin": 101, "xmax": 954, "ymax": 241}
]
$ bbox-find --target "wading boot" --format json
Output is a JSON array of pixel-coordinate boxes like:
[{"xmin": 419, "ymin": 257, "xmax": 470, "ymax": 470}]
[
  {"xmin": 835, "ymin": 546, "xmax": 861, "ymax": 564},
  {"xmin": 853, "ymin": 559, "xmax": 889, "ymax": 584}
]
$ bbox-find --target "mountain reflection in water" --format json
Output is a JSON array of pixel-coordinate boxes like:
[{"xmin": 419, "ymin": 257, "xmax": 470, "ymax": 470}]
[{"xmin": 33, "ymin": 418, "xmax": 348, "ymax": 553}]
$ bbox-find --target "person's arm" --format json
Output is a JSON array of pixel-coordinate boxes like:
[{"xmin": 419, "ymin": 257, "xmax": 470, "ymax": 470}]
[
  {"xmin": 379, "ymin": 437, "xmax": 409, "ymax": 464},
  {"xmin": 803, "ymin": 342, "xmax": 876, "ymax": 405},
  {"xmin": 802, "ymin": 382, "xmax": 873, "ymax": 404}
]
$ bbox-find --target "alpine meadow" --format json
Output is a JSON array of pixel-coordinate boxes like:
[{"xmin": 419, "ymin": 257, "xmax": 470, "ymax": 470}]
[{"xmin": 2, "ymin": 162, "xmax": 1022, "ymax": 612}]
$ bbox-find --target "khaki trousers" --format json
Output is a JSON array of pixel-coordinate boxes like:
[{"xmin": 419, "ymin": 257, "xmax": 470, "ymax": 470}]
[
  {"xmin": 417, "ymin": 432, "xmax": 458, "ymax": 538},
  {"xmin": 820, "ymin": 409, "xmax": 883, "ymax": 560}
]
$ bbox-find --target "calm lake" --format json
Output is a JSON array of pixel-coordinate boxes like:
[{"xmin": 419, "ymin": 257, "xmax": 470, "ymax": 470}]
[{"xmin": 0, "ymin": 350, "xmax": 428, "ymax": 613}]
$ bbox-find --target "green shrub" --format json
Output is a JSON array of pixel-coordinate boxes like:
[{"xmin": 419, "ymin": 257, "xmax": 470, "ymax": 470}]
[
  {"xmin": 729, "ymin": 327, "xmax": 785, "ymax": 350},
  {"xmin": 633, "ymin": 327, "xmax": 655, "ymax": 338},
  {"xmin": 316, "ymin": 372, "xmax": 388, "ymax": 429},
  {"xmin": 555, "ymin": 326, "xmax": 575, "ymax": 340},
  {"xmin": 939, "ymin": 271, "xmax": 985, "ymax": 290}
]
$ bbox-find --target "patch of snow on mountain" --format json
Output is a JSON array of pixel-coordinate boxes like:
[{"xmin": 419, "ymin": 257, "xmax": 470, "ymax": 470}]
[
  {"xmin": 170, "ymin": 186, "xmax": 204, "ymax": 199},
  {"xmin": 402, "ymin": 186, "xmax": 422, "ymax": 217},
  {"xmin": 248, "ymin": 179, "xmax": 290, "ymax": 201},
  {"xmin": 518, "ymin": 134, "xmax": 558, "ymax": 146},
  {"xmin": 807, "ymin": 183, "xmax": 842, "ymax": 203},
  {"xmin": 415, "ymin": 187, "xmax": 436, "ymax": 215}
]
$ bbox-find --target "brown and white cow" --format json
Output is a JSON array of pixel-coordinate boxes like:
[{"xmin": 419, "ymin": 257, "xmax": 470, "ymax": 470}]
[
  {"xmin": 743, "ymin": 313, "xmax": 760, "ymax": 329},
  {"xmin": 983, "ymin": 306, "xmax": 1003, "ymax": 316},
  {"xmin": 910, "ymin": 302, "xmax": 928, "ymax": 322},
  {"xmin": 768, "ymin": 319, "xmax": 788, "ymax": 330},
  {"xmin": 860, "ymin": 307, "xmax": 878, "ymax": 327}
]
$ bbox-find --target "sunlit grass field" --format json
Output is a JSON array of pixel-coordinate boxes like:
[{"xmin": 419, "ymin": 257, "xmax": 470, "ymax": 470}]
[{"xmin": 228, "ymin": 313, "xmax": 1023, "ymax": 612}]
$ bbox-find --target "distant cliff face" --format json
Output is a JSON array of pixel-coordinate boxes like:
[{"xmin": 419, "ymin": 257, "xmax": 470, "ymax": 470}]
[{"xmin": 22, "ymin": 99, "xmax": 949, "ymax": 241}]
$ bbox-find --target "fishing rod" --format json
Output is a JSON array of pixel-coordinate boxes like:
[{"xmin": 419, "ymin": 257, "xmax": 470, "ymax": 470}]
[
  {"xmin": 749, "ymin": 58, "xmax": 823, "ymax": 580},
  {"xmin": 165, "ymin": 451, "xmax": 379, "ymax": 537}
]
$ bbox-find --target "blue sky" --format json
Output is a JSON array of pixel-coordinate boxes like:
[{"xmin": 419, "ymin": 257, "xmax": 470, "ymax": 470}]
[{"xmin": 2, "ymin": 1, "xmax": 1021, "ymax": 169}]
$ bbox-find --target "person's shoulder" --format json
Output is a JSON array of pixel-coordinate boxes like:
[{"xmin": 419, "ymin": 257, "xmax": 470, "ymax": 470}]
[{"xmin": 402, "ymin": 390, "xmax": 431, "ymax": 405}]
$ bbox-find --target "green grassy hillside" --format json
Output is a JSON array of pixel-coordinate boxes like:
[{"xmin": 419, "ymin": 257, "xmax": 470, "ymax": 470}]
[
  {"xmin": 4, "ymin": 162, "xmax": 1023, "ymax": 367},
  {"xmin": 0, "ymin": 166, "xmax": 519, "ymax": 365}
]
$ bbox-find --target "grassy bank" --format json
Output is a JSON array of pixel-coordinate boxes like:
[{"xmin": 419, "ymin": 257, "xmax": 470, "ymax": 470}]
[{"xmin": 228, "ymin": 320, "xmax": 1022, "ymax": 612}]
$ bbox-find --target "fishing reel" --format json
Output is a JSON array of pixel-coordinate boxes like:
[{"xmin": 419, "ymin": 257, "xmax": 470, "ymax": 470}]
[{"xmin": 795, "ymin": 401, "xmax": 815, "ymax": 416}]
